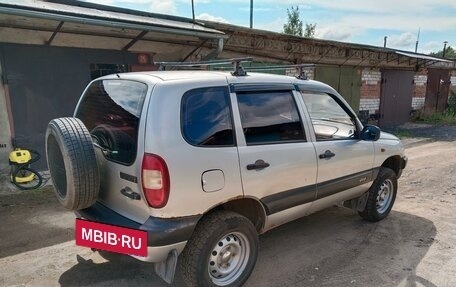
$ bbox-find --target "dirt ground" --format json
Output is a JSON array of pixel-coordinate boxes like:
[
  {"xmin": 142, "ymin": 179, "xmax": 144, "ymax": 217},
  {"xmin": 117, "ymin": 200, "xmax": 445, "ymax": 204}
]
[{"xmin": 1, "ymin": 124, "xmax": 455, "ymax": 287}]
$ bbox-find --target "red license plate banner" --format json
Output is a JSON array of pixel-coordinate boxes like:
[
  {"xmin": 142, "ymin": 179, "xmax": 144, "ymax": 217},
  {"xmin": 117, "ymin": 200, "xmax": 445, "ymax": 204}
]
[{"xmin": 75, "ymin": 218, "xmax": 148, "ymax": 257}]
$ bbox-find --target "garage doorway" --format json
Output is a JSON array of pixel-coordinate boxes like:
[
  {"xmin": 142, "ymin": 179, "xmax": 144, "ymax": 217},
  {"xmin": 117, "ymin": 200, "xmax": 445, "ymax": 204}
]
[
  {"xmin": 379, "ymin": 70, "xmax": 414, "ymax": 126},
  {"xmin": 424, "ymin": 69, "xmax": 451, "ymax": 114},
  {"xmin": 314, "ymin": 65, "xmax": 361, "ymax": 112}
]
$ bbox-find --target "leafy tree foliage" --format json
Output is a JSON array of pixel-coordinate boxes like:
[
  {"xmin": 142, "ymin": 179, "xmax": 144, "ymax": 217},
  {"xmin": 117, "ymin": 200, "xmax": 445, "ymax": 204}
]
[
  {"xmin": 430, "ymin": 46, "xmax": 456, "ymax": 59},
  {"xmin": 304, "ymin": 23, "xmax": 316, "ymax": 38},
  {"xmin": 283, "ymin": 6, "xmax": 303, "ymax": 36},
  {"xmin": 283, "ymin": 6, "xmax": 316, "ymax": 38}
]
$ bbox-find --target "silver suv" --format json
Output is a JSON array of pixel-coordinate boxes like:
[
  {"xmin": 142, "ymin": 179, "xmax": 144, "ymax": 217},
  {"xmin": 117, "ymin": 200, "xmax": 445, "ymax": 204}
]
[{"xmin": 45, "ymin": 66, "xmax": 407, "ymax": 287}]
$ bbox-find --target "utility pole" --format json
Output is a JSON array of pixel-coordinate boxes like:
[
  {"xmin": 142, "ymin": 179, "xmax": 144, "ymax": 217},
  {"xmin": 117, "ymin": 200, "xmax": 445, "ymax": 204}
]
[
  {"xmin": 443, "ymin": 41, "xmax": 448, "ymax": 58},
  {"xmin": 250, "ymin": 0, "xmax": 253, "ymax": 28},
  {"xmin": 415, "ymin": 28, "xmax": 420, "ymax": 53},
  {"xmin": 191, "ymin": 0, "xmax": 195, "ymax": 22}
]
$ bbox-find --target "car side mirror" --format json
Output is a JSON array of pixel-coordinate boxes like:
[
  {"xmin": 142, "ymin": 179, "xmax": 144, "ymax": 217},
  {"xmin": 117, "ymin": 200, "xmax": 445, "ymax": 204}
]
[{"xmin": 361, "ymin": 125, "xmax": 381, "ymax": 141}]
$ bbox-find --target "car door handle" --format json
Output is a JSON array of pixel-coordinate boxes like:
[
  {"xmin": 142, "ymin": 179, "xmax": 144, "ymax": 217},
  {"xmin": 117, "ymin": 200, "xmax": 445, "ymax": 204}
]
[
  {"xmin": 319, "ymin": 150, "xmax": 335, "ymax": 159},
  {"xmin": 247, "ymin": 159, "xmax": 270, "ymax": 170},
  {"xmin": 120, "ymin": 187, "xmax": 141, "ymax": 200}
]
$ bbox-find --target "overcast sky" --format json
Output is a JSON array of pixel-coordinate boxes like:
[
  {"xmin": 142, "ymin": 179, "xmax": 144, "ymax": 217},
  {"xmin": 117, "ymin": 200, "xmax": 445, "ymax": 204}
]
[{"xmin": 84, "ymin": 0, "xmax": 455, "ymax": 54}]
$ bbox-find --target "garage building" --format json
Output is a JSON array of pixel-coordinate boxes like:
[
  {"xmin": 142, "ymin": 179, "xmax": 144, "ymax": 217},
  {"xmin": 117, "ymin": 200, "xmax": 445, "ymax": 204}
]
[{"xmin": 0, "ymin": 0, "xmax": 454, "ymax": 169}]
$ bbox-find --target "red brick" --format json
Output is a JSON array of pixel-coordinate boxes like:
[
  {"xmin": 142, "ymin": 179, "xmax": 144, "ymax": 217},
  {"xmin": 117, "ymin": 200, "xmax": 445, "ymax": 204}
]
[
  {"xmin": 413, "ymin": 85, "xmax": 426, "ymax": 98},
  {"xmin": 360, "ymin": 83, "xmax": 380, "ymax": 99}
]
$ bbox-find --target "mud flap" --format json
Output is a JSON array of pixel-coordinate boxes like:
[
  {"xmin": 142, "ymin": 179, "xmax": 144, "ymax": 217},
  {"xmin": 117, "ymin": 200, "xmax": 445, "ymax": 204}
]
[
  {"xmin": 356, "ymin": 192, "xmax": 369, "ymax": 212},
  {"xmin": 154, "ymin": 249, "xmax": 178, "ymax": 284},
  {"xmin": 342, "ymin": 191, "xmax": 369, "ymax": 212}
]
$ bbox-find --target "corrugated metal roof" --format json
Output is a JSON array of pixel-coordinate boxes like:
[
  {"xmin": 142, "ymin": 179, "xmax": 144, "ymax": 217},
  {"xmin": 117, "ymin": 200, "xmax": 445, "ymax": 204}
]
[
  {"xmin": 0, "ymin": 0, "xmax": 225, "ymax": 37},
  {"xmin": 396, "ymin": 51, "xmax": 453, "ymax": 63}
]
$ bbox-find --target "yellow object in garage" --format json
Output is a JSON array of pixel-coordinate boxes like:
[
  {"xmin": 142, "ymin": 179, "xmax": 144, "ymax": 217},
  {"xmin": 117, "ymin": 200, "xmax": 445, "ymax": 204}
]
[
  {"xmin": 9, "ymin": 149, "xmax": 32, "ymax": 164},
  {"xmin": 9, "ymin": 148, "xmax": 36, "ymax": 184}
]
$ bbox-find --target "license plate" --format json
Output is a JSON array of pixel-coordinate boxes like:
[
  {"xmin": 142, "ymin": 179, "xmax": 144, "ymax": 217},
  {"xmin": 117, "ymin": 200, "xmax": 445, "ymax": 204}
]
[{"xmin": 75, "ymin": 218, "xmax": 148, "ymax": 257}]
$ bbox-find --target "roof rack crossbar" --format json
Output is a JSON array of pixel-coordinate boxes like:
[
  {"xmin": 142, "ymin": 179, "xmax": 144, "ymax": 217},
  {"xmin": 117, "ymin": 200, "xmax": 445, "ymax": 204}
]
[
  {"xmin": 243, "ymin": 64, "xmax": 315, "ymax": 71},
  {"xmin": 214, "ymin": 63, "xmax": 315, "ymax": 80},
  {"xmin": 157, "ymin": 57, "xmax": 253, "ymax": 70}
]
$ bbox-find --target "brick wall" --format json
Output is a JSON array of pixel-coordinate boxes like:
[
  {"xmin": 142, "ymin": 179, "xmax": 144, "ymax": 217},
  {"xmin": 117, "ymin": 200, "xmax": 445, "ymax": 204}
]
[
  {"xmin": 413, "ymin": 71, "xmax": 427, "ymax": 98},
  {"xmin": 412, "ymin": 97, "xmax": 425, "ymax": 110},
  {"xmin": 412, "ymin": 69, "xmax": 428, "ymax": 110},
  {"xmin": 361, "ymin": 69, "xmax": 381, "ymax": 84},
  {"xmin": 360, "ymin": 98, "xmax": 380, "ymax": 114},
  {"xmin": 360, "ymin": 68, "xmax": 381, "ymax": 114},
  {"xmin": 360, "ymin": 68, "xmax": 381, "ymax": 100},
  {"xmin": 451, "ymin": 70, "xmax": 456, "ymax": 94}
]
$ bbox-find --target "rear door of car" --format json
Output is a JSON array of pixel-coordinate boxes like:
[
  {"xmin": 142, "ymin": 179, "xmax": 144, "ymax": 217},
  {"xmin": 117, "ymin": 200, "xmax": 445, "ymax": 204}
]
[
  {"xmin": 231, "ymin": 83, "xmax": 318, "ymax": 226},
  {"xmin": 297, "ymin": 88, "xmax": 375, "ymax": 212},
  {"xmin": 75, "ymin": 78, "xmax": 154, "ymax": 223}
]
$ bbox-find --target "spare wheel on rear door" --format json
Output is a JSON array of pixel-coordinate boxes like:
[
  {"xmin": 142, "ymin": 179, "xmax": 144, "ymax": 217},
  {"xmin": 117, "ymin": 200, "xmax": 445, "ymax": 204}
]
[{"xmin": 46, "ymin": 117, "xmax": 100, "ymax": 210}]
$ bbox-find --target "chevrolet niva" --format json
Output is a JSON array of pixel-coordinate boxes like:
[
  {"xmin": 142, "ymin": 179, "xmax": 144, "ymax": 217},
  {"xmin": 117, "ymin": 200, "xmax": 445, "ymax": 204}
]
[{"xmin": 45, "ymin": 65, "xmax": 407, "ymax": 287}]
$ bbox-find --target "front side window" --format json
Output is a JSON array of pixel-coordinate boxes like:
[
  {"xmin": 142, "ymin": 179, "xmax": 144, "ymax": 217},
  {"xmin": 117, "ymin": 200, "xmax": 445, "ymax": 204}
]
[
  {"xmin": 301, "ymin": 91, "xmax": 356, "ymax": 141},
  {"xmin": 75, "ymin": 80, "xmax": 148, "ymax": 165},
  {"xmin": 236, "ymin": 91, "xmax": 305, "ymax": 145},
  {"xmin": 181, "ymin": 87, "xmax": 234, "ymax": 147}
]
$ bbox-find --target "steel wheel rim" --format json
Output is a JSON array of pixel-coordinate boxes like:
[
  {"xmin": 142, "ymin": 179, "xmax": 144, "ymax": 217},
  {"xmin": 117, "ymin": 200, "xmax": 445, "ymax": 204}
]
[
  {"xmin": 208, "ymin": 232, "xmax": 250, "ymax": 286},
  {"xmin": 376, "ymin": 179, "xmax": 394, "ymax": 214}
]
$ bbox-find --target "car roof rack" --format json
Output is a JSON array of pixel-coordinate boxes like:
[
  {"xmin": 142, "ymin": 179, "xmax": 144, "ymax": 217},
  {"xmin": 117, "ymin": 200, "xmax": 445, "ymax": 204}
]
[
  {"xmin": 213, "ymin": 63, "xmax": 315, "ymax": 80},
  {"xmin": 244, "ymin": 64, "xmax": 315, "ymax": 80},
  {"xmin": 156, "ymin": 57, "xmax": 253, "ymax": 76}
]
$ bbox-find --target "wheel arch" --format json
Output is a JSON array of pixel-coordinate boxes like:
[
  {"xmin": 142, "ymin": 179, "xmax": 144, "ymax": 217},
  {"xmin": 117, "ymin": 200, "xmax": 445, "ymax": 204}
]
[
  {"xmin": 203, "ymin": 197, "xmax": 267, "ymax": 233},
  {"xmin": 380, "ymin": 155, "xmax": 402, "ymax": 176}
]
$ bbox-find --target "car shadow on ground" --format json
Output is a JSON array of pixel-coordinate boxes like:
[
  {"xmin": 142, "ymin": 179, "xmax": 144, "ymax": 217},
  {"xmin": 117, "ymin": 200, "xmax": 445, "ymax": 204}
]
[{"xmin": 58, "ymin": 207, "xmax": 437, "ymax": 287}]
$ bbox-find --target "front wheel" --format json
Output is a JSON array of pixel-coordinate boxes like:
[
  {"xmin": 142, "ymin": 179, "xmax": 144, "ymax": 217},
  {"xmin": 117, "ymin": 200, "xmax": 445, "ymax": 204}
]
[
  {"xmin": 359, "ymin": 167, "xmax": 398, "ymax": 222},
  {"xmin": 179, "ymin": 211, "xmax": 259, "ymax": 287}
]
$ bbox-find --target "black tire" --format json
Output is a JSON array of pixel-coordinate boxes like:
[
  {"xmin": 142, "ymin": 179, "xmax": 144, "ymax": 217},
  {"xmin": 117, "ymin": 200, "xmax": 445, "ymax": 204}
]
[
  {"xmin": 91, "ymin": 124, "xmax": 134, "ymax": 163},
  {"xmin": 179, "ymin": 211, "xmax": 259, "ymax": 287},
  {"xmin": 359, "ymin": 167, "xmax": 397, "ymax": 222},
  {"xmin": 45, "ymin": 117, "xmax": 99, "ymax": 210}
]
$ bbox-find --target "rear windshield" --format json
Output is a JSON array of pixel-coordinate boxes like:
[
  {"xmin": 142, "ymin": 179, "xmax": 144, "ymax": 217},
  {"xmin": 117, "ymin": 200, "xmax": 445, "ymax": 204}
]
[{"xmin": 75, "ymin": 80, "xmax": 148, "ymax": 165}]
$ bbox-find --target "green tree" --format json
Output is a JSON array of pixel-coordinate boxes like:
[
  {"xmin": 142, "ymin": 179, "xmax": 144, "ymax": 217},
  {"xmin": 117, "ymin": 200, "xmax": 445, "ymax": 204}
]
[
  {"xmin": 283, "ymin": 6, "xmax": 303, "ymax": 36},
  {"xmin": 304, "ymin": 23, "xmax": 316, "ymax": 38},
  {"xmin": 283, "ymin": 6, "xmax": 316, "ymax": 38},
  {"xmin": 430, "ymin": 46, "xmax": 456, "ymax": 59}
]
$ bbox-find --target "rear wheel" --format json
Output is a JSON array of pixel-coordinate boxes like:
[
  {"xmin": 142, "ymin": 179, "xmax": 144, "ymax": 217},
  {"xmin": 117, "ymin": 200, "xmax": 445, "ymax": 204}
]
[
  {"xmin": 359, "ymin": 167, "xmax": 397, "ymax": 222},
  {"xmin": 179, "ymin": 211, "xmax": 259, "ymax": 287}
]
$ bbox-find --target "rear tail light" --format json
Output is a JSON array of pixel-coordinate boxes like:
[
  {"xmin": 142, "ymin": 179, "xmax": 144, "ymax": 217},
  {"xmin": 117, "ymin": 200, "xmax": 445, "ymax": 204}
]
[{"xmin": 141, "ymin": 153, "xmax": 170, "ymax": 208}]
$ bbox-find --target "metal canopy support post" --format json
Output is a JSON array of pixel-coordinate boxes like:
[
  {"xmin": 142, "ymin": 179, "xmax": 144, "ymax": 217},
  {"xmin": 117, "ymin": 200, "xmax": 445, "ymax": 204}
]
[
  {"xmin": 398, "ymin": 56, "xmax": 409, "ymax": 65},
  {"xmin": 181, "ymin": 39, "xmax": 209, "ymax": 62},
  {"xmin": 423, "ymin": 60, "xmax": 439, "ymax": 68},
  {"xmin": 46, "ymin": 21, "xmax": 64, "ymax": 45},
  {"xmin": 202, "ymin": 38, "xmax": 224, "ymax": 61},
  {"xmin": 340, "ymin": 52, "xmax": 355, "ymax": 66},
  {"xmin": 122, "ymin": 30, "xmax": 148, "ymax": 51},
  {"xmin": 387, "ymin": 53, "xmax": 398, "ymax": 63}
]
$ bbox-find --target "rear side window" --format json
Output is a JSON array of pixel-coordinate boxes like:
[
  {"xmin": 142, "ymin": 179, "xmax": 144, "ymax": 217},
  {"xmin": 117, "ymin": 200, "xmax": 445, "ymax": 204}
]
[
  {"xmin": 75, "ymin": 80, "xmax": 148, "ymax": 165},
  {"xmin": 181, "ymin": 87, "xmax": 234, "ymax": 147},
  {"xmin": 236, "ymin": 91, "xmax": 306, "ymax": 145}
]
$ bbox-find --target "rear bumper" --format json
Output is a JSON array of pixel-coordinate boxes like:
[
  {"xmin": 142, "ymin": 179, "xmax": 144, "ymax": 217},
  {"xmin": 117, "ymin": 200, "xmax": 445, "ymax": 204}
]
[
  {"xmin": 131, "ymin": 242, "xmax": 187, "ymax": 263},
  {"xmin": 75, "ymin": 202, "xmax": 201, "ymax": 261}
]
